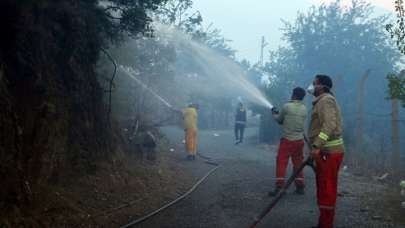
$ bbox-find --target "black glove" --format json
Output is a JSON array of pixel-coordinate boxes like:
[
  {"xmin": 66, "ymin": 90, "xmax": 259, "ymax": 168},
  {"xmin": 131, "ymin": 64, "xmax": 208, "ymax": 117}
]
[{"xmin": 271, "ymin": 107, "xmax": 279, "ymax": 114}]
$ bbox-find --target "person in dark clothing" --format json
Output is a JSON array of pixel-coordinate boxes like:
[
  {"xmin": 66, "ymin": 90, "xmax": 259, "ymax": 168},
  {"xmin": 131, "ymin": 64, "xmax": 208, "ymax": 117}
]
[
  {"xmin": 234, "ymin": 102, "xmax": 247, "ymax": 144},
  {"xmin": 142, "ymin": 130, "xmax": 157, "ymax": 161},
  {"xmin": 129, "ymin": 124, "xmax": 157, "ymax": 161}
]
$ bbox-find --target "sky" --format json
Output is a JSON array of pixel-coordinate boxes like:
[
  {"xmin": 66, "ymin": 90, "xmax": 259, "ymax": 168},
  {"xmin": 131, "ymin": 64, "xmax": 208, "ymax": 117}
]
[
  {"xmin": 192, "ymin": 0, "xmax": 394, "ymax": 63},
  {"xmin": 310, "ymin": 0, "xmax": 394, "ymax": 11}
]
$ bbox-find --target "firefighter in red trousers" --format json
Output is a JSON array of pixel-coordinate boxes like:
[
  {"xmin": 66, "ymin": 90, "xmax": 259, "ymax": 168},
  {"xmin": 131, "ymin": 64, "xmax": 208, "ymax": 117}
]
[
  {"xmin": 269, "ymin": 87, "xmax": 307, "ymax": 196},
  {"xmin": 307, "ymin": 75, "xmax": 345, "ymax": 228}
]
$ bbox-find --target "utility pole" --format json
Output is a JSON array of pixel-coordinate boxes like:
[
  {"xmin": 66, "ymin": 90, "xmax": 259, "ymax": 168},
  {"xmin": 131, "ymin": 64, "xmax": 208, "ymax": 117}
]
[
  {"xmin": 354, "ymin": 69, "xmax": 370, "ymax": 163},
  {"xmin": 259, "ymin": 36, "xmax": 268, "ymax": 68},
  {"xmin": 258, "ymin": 36, "xmax": 268, "ymax": 143}
]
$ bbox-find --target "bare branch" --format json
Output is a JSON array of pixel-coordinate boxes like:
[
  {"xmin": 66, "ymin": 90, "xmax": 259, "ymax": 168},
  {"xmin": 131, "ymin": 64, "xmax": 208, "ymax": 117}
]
[{"xmin": 100, "ymin": 47, "xmax": 117, "ymax": 126}]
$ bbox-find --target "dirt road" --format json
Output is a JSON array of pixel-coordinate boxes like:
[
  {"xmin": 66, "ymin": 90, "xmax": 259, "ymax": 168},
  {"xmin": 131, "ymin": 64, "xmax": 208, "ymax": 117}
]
[{"xmin": 128, "ymin": 127, "xmax": 401, "ymax": 228}]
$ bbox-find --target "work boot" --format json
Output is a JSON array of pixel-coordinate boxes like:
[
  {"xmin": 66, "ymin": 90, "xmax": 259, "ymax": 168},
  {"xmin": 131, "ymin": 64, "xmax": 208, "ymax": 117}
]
[
  {"xmin": 294, "ymin": 186, "xmax": 305, "ymax": 195},
  {"xmin": 268, "ymin": 187, "xmax": 281, "ymax": 197}
]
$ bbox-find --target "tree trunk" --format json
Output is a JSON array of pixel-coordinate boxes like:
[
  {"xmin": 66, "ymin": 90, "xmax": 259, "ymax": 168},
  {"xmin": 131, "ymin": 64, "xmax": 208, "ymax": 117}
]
[
  {"xmin": 391, "ymin": 70, "xmax": 404, "ymax": 175},
  {"xmin": 391, "ymin": 98, "xmax": 401, "ymax": 174},
  {"xmin": 379, "ymin": 126, "xmax": 387, "ymax": 170}
]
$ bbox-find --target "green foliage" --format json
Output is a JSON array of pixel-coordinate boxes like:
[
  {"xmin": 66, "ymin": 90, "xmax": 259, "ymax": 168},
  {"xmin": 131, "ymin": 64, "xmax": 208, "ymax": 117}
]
[
  {"xmin": 283, "ymin": 0, "xmax": 398, "ymax": 75},
  {"xmin": 0, "ymin": 0, "xmax": 169, "ymax": 168},
  {"xmin": 156, "ymin": 0, "xmax": 235, "ymax": 57},
  {"xmin": 157, "ymin": 0, "xmax": 201, "ymax": 30},
  {"xmin": 0, "ymin": 0, "xmax": 174, "ymax": 209},
  {"xmin": 96, "ymin": 0, "xmax": 168, "ymax": 43},
  {"xmin": 386, "ymin": 0, "xmax": 405, "ymax": 107},
  {"xmin": 267, "ymin": 0, "xmax": 401, "ymax": 112},
  {"xmin": 387, "ymin": 73, "xmax": 405, "ymax": 107},
  {"xmin": 197, "ymin": 26, "xmax": 236, "ymax": 58},
  {"xmin": 155, "ymin": 0, "xmax": 236, "ymax": 128},
  {"xmin": 386, "ymin": 0, "xmax": 405, "ymax": 54},
  {"xmin": 265, "ymin": 47, "xmax": 302, "ymax": 100},
  {"xmin": 105, "ymin": 0, "xmax": 236, "ymax": 128}
]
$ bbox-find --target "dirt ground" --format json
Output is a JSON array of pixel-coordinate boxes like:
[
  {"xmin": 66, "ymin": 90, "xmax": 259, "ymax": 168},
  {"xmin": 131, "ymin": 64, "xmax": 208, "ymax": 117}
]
[
  {"xmin": 130, "ymin": 127, "xmax": 404, "ymax": 228},
  {"xmin": 0, "ymin": 131, "xmax": 204, "ymax": 227},
  {"xmin": 4, "ymin": 127, "xmax": 404, "ymax": 228}
]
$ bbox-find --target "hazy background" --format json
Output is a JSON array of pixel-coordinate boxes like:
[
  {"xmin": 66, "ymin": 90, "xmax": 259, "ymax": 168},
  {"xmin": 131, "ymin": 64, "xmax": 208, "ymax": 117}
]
[{"xmin": 193, "ymin": 0, "xmax": 394, "ymax": 62}]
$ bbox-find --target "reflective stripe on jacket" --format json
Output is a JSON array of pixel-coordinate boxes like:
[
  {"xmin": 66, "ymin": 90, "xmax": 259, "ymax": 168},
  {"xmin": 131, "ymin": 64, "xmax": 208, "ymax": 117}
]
[{"xmin": 309, "ymin": 93, "xmax": 345, "ymax": 152}]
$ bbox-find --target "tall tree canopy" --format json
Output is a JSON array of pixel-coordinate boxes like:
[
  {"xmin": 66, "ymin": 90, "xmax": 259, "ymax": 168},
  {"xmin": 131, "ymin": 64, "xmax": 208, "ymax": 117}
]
[
  {"xmin": 261, "ymin": 0, "xmax": 403, "ymax": 148},
  {"xmin": 267, "ymin": 0, "xmax": 401, "ymax": 111},
  {"xmin": 386, "ymin": 0, "xmax": 405, "ymax": 107},
  {"xmin": 0, "ymin": 0, "xmax": 168, "ymax": 211}
]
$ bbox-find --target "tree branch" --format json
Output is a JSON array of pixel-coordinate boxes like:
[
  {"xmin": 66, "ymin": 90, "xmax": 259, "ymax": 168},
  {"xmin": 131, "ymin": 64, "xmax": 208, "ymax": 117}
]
[{"xmin": 101, "ymin": 48, "xmax": 117, "ymax": 126}]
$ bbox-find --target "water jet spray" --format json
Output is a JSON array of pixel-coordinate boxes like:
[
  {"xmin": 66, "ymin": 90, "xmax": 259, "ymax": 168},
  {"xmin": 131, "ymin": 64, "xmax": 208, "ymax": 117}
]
[{"xmin": 119, "ymin": 65, "xmax": 174, "ymax": 109}]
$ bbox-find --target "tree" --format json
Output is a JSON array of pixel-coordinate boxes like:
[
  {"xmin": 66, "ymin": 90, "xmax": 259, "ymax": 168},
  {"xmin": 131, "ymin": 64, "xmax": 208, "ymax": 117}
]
[
  {"xmin": 272, "ymin": 0, "xmax": 400, "ymax": 113},
  {"xmin": 156, "ymin": 0, "xmax": 235, "ymax": 57},
  {"xmin": 0, "ymin": 0, "xmax": 167, "ymax": 214},
  {"xmin": 153, "ymin": 0, "xmax": 237, "ymax": 128},
  {"xmin": 280, "ymin": 0, "xmax": 400, "ymax": 91},
  {"xmin": 385, "ymin": 1, "xmax": 405, "ymax": 174},
  {"xmin": 386, "ymin": 1, "xmax": 405, "ymax": 107},
  {"xmin": 387, "ymin": 71, "xmax": 404, "ymax": 174},
  {"xmin": 386, "ymin": 0, "xmax": 405, "ymax": 54},
  {"xmin": 265, "ymin": 0, "xmax": 402, "ymax": 161},
  {"xmin": 157, "ymin": 0, "xmax": 202, "ymax": 32},
  {"xmin": 387, "ymin": 72, "xmax": 405, "ymax": 107}
]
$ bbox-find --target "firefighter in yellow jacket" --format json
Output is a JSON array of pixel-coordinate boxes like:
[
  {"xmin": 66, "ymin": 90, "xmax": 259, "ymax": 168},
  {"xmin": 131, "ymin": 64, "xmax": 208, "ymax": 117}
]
[
  {"xmin": 307, "ymin": 75, "xmax": 344, "ymax": 228},
  {"xmin": 183, "ymin": 103, "xmax": 199, "ymax": 160}
]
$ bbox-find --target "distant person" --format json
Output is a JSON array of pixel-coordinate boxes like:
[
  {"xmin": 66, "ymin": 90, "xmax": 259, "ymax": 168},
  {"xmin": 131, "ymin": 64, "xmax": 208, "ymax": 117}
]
[
  {"xmin": 234, "ymin": 102, "xmax": 247, "ymax": 144},
  {"xmin": 142, "ymin": 130, "xmax": 157, "ymax": 161},
  {"xmin": 129, "ymin": 124, "xmax": 157, "ymax": 161},
  {"xmin": 269, "ymin": 87, "xmax": 307, "ymax": 196},
  {"xmin": 307, "ymin": 75, "xmax": 344, "ymax": 228},
  {"xmin": 183, "ymin": 103, "xmax": 199, "ymax": 160}
]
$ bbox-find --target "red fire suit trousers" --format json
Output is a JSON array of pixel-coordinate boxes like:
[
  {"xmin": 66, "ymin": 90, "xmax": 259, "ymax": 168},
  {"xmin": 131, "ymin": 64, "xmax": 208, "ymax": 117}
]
[
  {"xmin": 315, "ymin": 152, "xmax": 344, "ymax": 228},
  {"xmin": 275, "ymin": 138, "xmax": 305, "ymax": 188}
]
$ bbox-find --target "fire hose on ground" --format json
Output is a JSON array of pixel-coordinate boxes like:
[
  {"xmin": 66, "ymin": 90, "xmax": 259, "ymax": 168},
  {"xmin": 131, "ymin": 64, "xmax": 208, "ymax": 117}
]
[
  {"xmin": 248, "ymin": 136, "xmax": 315, "ymax": 228},
  {"xmin": 120, "ymin": 154, "xmax": 220, "ymax": 228}
]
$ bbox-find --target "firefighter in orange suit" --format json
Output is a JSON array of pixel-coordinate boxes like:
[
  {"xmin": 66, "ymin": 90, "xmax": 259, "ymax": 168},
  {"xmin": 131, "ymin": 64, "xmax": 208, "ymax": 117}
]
[
  {"xmin": 183, "ymin": 103, "xmax": 199, "ymax": 160},
  {"xmin": 307, "ymin": 75, "xmax": 345, "ymax": 228}
]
